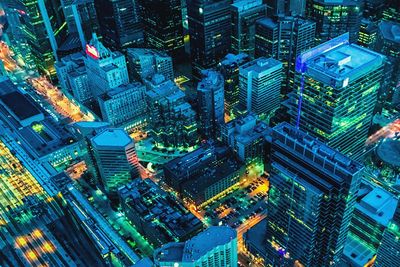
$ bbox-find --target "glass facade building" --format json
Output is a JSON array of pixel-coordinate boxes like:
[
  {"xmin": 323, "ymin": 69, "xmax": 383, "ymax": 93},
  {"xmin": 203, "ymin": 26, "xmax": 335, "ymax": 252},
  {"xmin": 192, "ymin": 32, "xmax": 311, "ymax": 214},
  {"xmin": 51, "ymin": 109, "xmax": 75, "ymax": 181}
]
[
  {"xmin": 265, "ymin": 122, "xmax": 364, "ymax": 266},
  {"xmin": 286, "ymin": 34, "xmax": 386, "ymax": 160}
]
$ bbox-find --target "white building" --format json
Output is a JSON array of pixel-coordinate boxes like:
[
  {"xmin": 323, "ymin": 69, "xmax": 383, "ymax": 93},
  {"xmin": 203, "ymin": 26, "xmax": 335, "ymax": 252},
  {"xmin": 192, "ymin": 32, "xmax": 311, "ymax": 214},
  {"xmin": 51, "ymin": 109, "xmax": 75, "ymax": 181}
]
[
  {"xmin": 239, "ymin": 57, "xmax": 282, "ymax": 116},
  {"xmin": 126, "ymin": 48, "xmax": 174, "ymax": 81},
  {"xmin": 154, "ymin": 226, "xmax": 238, "ymax": 267},
  {"xmin": 91, "ymin": 129, "xmax": 139, "ymax": 194},
  {"xmin": 98, "ymin": 82, "xmax": 147, "ymax": 128},
  {"xmin": 85, "ymin": 33, "xmax": 129, "ymax": 98}
]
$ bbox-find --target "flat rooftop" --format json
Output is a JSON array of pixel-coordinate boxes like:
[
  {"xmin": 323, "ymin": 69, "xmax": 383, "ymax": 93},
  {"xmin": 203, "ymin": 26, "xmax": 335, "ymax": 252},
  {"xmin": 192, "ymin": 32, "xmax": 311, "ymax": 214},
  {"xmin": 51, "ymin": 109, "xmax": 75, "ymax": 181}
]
[
  {"xmin": 220, "ymin": 53, "xmax": 249, "ymax": 66},
  {"xmin": 155, "ymin": 226, "xmax": 236, "ymax": 263},
  {"xmin": 0, "ymin": 91, "xmax": 43, "ymax": 121},
  {"xmin": 240, "ymin": 57, "xmax": 282, "ymax": 77},
  {"xmin": 379, "ymin": 21, "xmax": 400, "ymax": 44},
  {"xmin": 357, "ymin": 187, "xmax": 398, "ymax": 226},
  {"xmin": 302, "ymin": 35, "xmax": 385, "ymax": 88},
  {"xmin": 343, "ymin": 234, "xmax": 376, "ymax": 267},
  {"xmin": 91, "ymin": 128, "xmax": 132, "ymax": 148},
  {"xmin": 376, "ymin": 139, "xmax": 400, "ymax": 167}
]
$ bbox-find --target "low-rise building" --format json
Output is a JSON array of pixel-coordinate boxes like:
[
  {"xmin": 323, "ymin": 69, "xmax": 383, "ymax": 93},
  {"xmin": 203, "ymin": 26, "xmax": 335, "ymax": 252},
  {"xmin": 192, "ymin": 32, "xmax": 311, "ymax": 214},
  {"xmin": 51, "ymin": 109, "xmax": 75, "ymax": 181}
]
[{"xmin": 119, "ymin": 179, "xmax": 203, "ymax": 248}]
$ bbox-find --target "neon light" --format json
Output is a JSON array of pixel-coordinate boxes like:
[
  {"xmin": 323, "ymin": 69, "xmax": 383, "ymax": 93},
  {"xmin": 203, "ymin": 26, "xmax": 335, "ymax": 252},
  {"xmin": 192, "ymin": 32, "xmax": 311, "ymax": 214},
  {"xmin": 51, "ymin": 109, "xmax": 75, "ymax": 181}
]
[{"xmin": 86, "ymin": 44, "xmax": 99, "ymax": 59}]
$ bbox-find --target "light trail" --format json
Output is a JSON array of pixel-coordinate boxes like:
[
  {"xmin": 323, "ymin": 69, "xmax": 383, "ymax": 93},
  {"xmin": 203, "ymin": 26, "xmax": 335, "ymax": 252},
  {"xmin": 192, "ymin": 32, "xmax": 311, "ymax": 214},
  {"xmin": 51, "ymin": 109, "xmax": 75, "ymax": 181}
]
[{"xmin": 366, "ymin": 119, "xmax": 400, "ymax": 145}]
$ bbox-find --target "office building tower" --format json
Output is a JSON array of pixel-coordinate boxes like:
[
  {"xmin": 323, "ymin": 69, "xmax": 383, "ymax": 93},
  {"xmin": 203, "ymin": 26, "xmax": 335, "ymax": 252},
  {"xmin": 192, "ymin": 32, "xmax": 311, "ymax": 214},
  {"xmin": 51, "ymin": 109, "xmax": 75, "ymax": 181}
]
[
  {"xmin": 287, "ymin": 34, "xmax": 385, "ymax": 160},
  {"xmin": 126, "ymin": 48, "xmax": 174, "ymax": 82},
  {"xmin": 154, "ymin": 226, "xmax": 238, "ymax": 267},
  {"xmin": 376, "ymin": 21, "xmax": 400, "ymax": 106},
  {"xmin": 220, "ymin": 113, "xmax": 269, "ymax": 163},
  {"xmin": 119, "ymin": 179, "xmax": 203, "ymax": 248},
  {"xmin": 375, "ymin": 202, "xmax": 400, "ymax": 267},
  {"xmin": 62, "ymin": 0, "xmax": 100, "ymax": 45},
  {"xmin": 164, "ymin": 142, "xmax": 245, "ymax": 207},
  {"xmin": 255, "ymin": 16, "xmax": 315, "ymax": 94},
  {"xmin": 91, "ymin": 128, "xmax": 139, "ymax": 194},
  {"xmin": 363, "ymin": 0, "xmax": 386, "ymax": 21},
  {"xmin": 146, "ymin": 75, "xmax": 198, "ymax": 147},
  {"xmin": 94, "ymin": 0, "xmax": 143, "ymax": 51},
  {"xmin": 98, "ymin": 82, "xmax": 147, "ymax": 128},
  {"xmin": 56, "ymin": 52, "xmax": 93, "ymax": 103},
  {"xmin": 217, "ymin": 53, "xmax": 251, "ymax": 117},
  {"xmin": 138, "ymin": 0, "xmax": 184, "ymax": 60},
  {"xmin": 267, "ymin": 0, "xmax": 306, "ymax": 16},
  {"xmin": 382, "ymin": 0, "xmax": 400, "ymax": 23},
  {"xmin": 264, "ymin": 123, "xmax": 363, "ymax": 266},
  {"xmin": 197, "ymin": 70, "xmax": 225, "ymax": 138},
  {"xmin": 342, "ymin": 185, "xmax": 398, "ymax": 267},
  {"xmin": 21, "ymin": 0, "xmax": 68, "ymax": 79},
  {"xmin": 238, "ymin": 57, "xmax": 282, "ymax": 117},
  {"xmin": 188, "ymin": 0, "xmax": 231, "ymax": 78},
  {"xmin": 85, "ymin": 34, "xmax": 129, "ymax": 98},
  {"xmin": 231, "ymin": 0, "xmax": 266, "ymax": 57},
  {"xmin": 311, "ymin": 0, "xmax": 362, "ymax": 43},
  {"xmin": 357, "ymin": 19, "xmax": 378, "ymax": 49}
]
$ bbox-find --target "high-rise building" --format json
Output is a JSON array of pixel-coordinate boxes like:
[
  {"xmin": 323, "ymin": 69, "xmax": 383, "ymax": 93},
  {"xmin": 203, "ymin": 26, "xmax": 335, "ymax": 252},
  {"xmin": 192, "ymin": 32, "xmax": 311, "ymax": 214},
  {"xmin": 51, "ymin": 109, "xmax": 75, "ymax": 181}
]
[
  {"xmin": 267, "ymin": 0, "xmax": 306, "ymax": 16},
  {"xmin": 238, "ymin": 57, "xmax": 282, "ymax": 117},
  {"xmin": 375, "ymin": 201, "xmax": 400, "ymax": 266},
  {"xmin": 126, "ymin": 48, "xmax": 174, "ymax": 82},
  {"xmin": 376, "ymin": 21, "xmax": 400, "ymax": 107},
  {"xmin": 94, "ymin": 0, "xmax": 143, "ymax": 51},
  {"xmin": 138, "ymin": 0, "xmax": 184, "ymax": 60},
  {"xmin": 55, "ymin": 52, "xmax": 93, "ymax": 103},
  {"xmin": 91, "ymin": 128, "xmax": 139, "ymax": 194},
  {"xmin": 146, "ymin": 75, "xmax": 198, "ymax": 147},
  {"xmin": 98, "ymin": 82, "xmax": 147, "ymax": 128},
  {"xmin": 21, "ymin": 0, "xmax": 68, "ymax": 79},
  {"xmin": 217, "ymin": 53, "xmax": 251, "ymax": 118},
  {"xmin": 342, "ymin": 185, "xmax": 398, "ymax": 267},
  {"xmin": 286, "ymin": 34, "xmax": 386, "ymax": 160},
  {"xmin": 357, "ymin": 18, "xmax": 378, "ymax": 49},
  {"xmin": 85, "ymin": 34, "xmax": 129, "ymax": 98},
  {"xmin": 154, "ymin": 226, "xmax": 238, "ymax": 267},
  {"xmin": 311, "ymin": 0, "xmax": 362, "ymax": 43},
  {"xmin": 220, "ymin": 113, "xmax": 269, "ymax": 163},
  {"xmin": 231, "ymin": 0, "xmax": 266, "ymax": 57},
  {"xmin": 255, "ymin": 16, "xmax": 315, "ymax": 94},
  {"xmin": 188, "ymin": 0, "xmax": 231, "ymax": 78},
  {"xmin": 264, "ymin": 122, "xmax": 363, "ymax": 266},
  {"xmin": 382, "ymin": 0, "xmax": 400, "ymax": 24},
  {"xmin": 197, "ymin": 70, "xmax": 225, "ymax": 138}
]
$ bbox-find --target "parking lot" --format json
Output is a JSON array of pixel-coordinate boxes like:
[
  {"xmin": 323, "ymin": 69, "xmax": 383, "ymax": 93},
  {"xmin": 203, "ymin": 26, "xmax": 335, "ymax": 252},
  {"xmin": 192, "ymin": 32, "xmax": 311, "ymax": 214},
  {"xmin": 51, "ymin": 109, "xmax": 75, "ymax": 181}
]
[{"xmin": 198, "ymin": 174, "xmax": 269, "ymax": 228}]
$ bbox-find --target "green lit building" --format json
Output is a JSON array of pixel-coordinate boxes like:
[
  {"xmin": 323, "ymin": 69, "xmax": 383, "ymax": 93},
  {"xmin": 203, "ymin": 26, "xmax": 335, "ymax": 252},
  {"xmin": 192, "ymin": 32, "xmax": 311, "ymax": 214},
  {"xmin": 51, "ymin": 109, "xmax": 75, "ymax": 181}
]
[
  {"xmin": 262, "ymin": 123, "xmax": 363, "ymax": 266},
  {"xmin": 311, "ymin": 0, "xmax": 362, "ymax": 44},
  {"xmin": 287, "ymin": 34, "xmax": 386, "ymax": 160},
  {"xmin": 357, "ymin": 19, "xmax": 377, "ymax": 49}
]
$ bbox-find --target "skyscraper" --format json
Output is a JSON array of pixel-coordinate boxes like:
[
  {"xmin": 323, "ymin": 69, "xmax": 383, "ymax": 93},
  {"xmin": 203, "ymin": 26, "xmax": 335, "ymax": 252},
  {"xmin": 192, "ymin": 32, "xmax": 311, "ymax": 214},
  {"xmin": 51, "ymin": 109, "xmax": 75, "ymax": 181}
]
[
  {"xmin": 255, "ymin": 16, "xmax": 315, "ymax": 94},
  {"xmin": 94, "ymin": 0, "xmax": 143, "ymax": 51},
  {"xmin": 357, "ymin": 18, "xmax": 378, "ymax": 49},
  {"xmin": 85, "ymin": 34, "xmax": 129, "ymax": 98},
  {"xmin": 91, "ymin": 128, "xmax": 139, "ymax": 194},
  {"xmin": 264, "ymin": 122, "xmax": 363, "ymax": 266},
  {"xmin": 311, "ymin": 0, "xmax": 362, "ymax": 43},
  {"xmin": 267, "ymin": 0, "xmax": 306, "ymax": 16},
  {"xmin": 217, "ymin": 53, "xmax": 251, "ymax": 118},
  {"xmin": 197, "ymin": 70, "xmax": 225, "ymax": 138},
  {"xmin": 188, "ymin": 0, "xmax": 231, "ymax": 78},
  {"xmin": 154, "ymin": 226, "xmax": 238, "ymax": 267},
  {"xmin": 21, "ymin": 0, "xmax": 68, "ymax": 79},
  {"xmin": 239, "ymin": 57, "xmax": 282, "ymax": 117},
  {"xmin": 287, "ymin": 34, "xmax": 386, "ymax": 160},
  {"xmin": 138, "ymin": 0, "xmax": 185, "ymax": 60},
  {"xmin": 231, "ymin": 0, "xmax": 266, "ymax": 57}
]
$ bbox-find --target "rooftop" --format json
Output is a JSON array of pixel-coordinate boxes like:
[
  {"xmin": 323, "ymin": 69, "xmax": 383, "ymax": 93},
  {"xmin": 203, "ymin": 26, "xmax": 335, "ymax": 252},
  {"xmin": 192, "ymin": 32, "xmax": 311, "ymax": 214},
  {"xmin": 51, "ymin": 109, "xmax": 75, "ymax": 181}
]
[
  {"xmin": 197, "ymin": 70, "xmax": 224, "ymax": 91},
  {"xmin": 343, "ymin": 234, "xmax": 375, "ymax": 267},
  {"xmin": 220, "ymin": 53, "xmax": 250, "ymax": 67},
  {"xmin": 91, "ymin": 128, "xmax": 133, "ymax": 148},
  {"xmin": 298, "ymin": 34, "xmax": 385, "ymax": 88},
  {"xmin": 357, "ymin": 187, "xmax": 398, "ymax": 226},
  {"xmin": 376, "ymin": 139, "xmax": 400, "ymax": 167},
  {"xmin": 379, "ymin": 21, "xmax": 400, "ymax": 44},
  {"xmin": 0, "ymin": 91, "xmax": 43, "ymax": 121},
  {"xmin": 154, "ymin": 226, "xmax": 236, "ymax": 263},
  {"xmin": 240, "ymin": 57, "xmax": 282, "ymax": 78},
  {"xmin": 231, "ymin": 0, "xmax": 263, "ymax": 11}
]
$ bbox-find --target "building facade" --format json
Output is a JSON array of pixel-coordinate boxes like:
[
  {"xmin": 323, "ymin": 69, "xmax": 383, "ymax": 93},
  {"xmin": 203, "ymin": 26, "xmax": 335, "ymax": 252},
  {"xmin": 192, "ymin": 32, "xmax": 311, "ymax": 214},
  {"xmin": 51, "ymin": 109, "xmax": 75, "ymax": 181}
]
[
  {"xmin": 264, "ymin": 122, "xmax": 363, "ymax": 266},
  {"xmin": 238, "ymin": 57, "xmax": 282, "ymax": 117},
  {"xmin": 91, "ymin": 128, "xmax": 139, "ymax": 194},
  {"xmin": 197, "ymin": 70, "xmax": 225, "ymax": 138}
]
